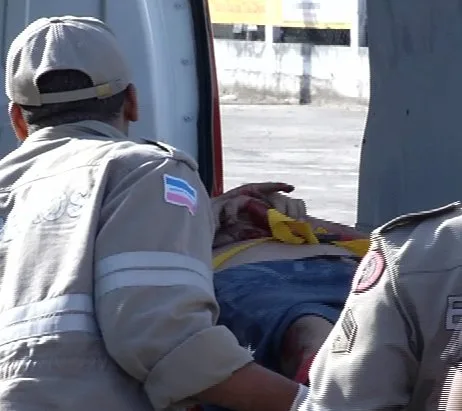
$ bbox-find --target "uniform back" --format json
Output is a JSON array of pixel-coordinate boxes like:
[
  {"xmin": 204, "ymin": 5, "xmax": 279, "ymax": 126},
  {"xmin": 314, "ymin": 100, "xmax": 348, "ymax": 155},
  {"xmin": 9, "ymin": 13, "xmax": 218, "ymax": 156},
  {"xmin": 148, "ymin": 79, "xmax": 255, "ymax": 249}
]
[{"xmin": 0, "ymin": 121, "xmax": 175, "ymax": 411}]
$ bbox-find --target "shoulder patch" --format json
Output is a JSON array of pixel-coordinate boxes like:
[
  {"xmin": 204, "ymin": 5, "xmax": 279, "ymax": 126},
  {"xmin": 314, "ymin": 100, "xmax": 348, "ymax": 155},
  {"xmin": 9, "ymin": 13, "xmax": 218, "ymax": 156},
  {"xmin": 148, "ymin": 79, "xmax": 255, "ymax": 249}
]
[
  {"xmin": 163, "ymin": 174, "xmax": 198, "ymax": 215},
  {"xmin": 376, "ymin": 202, "xmax": 461, "ymax": 235},
  {"xmin": 139, "ymin": 139, "xmax": 198, "ymax": 171},
  {"xmin": 352, "ymin": 250, "xmax": 385, "ymax": 293}
]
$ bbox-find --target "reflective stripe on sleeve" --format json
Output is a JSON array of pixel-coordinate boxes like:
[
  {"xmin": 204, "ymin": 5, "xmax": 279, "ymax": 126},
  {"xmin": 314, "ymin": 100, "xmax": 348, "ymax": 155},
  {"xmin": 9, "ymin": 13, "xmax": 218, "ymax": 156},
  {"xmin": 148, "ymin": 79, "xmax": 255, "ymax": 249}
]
[
  {"xmin": 95, "ymin": 251, "xmax": 213, "ymax": 299},
  {"xmin": 0, "ymin": 294, "xmax": 98, "ymax": 346}
]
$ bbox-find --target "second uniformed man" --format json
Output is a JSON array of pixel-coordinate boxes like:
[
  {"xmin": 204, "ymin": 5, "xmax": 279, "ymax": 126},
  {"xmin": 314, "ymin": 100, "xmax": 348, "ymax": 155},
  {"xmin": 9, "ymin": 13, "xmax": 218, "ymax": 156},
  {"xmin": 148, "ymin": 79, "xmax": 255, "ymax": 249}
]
[{"xmin": 307, "ymin": 202, "xmax": 462, "ymax": 410}]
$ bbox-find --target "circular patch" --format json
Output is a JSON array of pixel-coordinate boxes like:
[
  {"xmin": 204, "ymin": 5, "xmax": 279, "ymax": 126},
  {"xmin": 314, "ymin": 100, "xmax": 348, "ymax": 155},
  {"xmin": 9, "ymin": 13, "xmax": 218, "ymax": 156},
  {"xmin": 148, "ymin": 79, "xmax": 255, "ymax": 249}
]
[{"xmin": 353, "ymin": 250, "xmax": 385, "ymax": 293}]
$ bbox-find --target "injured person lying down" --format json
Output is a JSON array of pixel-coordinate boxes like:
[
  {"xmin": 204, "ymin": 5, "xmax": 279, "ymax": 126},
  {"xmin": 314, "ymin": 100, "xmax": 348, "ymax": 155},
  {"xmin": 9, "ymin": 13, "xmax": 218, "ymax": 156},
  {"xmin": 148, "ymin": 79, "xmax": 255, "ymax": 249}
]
[{"xmin": 197, "ymin": 183, "xmax": 369, "ymax": 411}]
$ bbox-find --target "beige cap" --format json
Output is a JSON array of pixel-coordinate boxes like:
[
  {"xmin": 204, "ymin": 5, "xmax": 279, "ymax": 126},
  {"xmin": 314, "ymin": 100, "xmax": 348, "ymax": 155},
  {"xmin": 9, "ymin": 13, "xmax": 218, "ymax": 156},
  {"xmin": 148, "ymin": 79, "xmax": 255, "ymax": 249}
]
[{"xmin": 6, "ymin": 16, "xmax": 131, "ymax": 106}]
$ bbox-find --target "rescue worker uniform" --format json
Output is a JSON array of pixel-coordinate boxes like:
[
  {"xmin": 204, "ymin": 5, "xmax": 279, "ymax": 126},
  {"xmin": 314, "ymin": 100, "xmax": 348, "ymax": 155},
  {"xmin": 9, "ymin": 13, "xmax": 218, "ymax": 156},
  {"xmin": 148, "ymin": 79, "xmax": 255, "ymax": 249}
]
[
  {"xmin": 307, "ymin": 201, "xmax": 462, "ymax": 410},
  {"xmin": 0, "ymin": 16, "xmax": 253, "ymax": 411},
  {"xmin": 0, "ymin": 120, "xmax": 253, "ymax": 410}
]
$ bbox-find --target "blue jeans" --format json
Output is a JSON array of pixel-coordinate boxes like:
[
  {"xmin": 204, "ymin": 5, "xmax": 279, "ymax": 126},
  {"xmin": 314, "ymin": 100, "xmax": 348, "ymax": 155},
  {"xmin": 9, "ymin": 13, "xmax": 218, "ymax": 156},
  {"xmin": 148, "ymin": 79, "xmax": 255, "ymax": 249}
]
[{"xmin": 202, "ymin": 256, "xmax": 357, "ymax": 410}]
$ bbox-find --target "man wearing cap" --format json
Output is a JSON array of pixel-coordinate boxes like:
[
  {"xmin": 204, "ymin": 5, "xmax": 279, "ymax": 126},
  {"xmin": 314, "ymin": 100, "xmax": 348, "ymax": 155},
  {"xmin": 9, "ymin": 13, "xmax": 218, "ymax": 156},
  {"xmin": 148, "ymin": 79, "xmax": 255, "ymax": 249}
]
[
  {"xmin": 306, "ymin": 202, "xmax": 462, "ymax": 410},
  {"xmin": 0, "ymin": 16, "xmax": 310, "ymax": 411}
]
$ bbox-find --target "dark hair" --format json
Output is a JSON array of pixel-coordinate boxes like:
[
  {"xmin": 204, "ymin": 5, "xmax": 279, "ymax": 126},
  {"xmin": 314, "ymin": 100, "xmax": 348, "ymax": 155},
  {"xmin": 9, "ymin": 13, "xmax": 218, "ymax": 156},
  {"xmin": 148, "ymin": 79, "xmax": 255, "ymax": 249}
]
[{"xmin": 20, "ymin": 69, "xmax": 126, "ymax": 132}]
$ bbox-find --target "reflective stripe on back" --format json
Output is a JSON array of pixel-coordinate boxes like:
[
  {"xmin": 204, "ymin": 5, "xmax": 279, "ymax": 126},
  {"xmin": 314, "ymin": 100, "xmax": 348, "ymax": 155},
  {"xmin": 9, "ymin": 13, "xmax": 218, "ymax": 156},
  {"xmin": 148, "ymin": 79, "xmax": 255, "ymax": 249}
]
[{"xmin": 0, "ymin": 294, "xmax": 98, "ymax": 346}]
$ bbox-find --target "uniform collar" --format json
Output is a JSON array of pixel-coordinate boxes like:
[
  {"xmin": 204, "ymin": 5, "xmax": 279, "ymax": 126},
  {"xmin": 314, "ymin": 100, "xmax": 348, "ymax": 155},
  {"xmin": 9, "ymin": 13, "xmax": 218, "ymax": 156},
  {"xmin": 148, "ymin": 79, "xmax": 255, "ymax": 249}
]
[{"xmin": 24, "ymin": 120, "xmax": 127, "ymax": 144}]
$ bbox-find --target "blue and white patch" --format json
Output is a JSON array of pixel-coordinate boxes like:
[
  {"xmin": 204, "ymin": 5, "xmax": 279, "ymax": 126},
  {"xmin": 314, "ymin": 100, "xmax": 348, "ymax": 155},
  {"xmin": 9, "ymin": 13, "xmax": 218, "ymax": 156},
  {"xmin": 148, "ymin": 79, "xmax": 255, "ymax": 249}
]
[{"xmin": 163, "ymin": 174, "xmax": 198, "ymax": 215}]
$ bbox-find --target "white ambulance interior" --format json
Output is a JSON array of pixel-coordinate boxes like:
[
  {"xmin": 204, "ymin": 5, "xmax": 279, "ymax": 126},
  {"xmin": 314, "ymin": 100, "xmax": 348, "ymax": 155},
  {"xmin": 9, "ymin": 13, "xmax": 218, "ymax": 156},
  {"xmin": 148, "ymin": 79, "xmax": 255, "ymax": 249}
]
[{"xmin": 0, "ymin": 0, "xmax": 217, "ymax": 194}]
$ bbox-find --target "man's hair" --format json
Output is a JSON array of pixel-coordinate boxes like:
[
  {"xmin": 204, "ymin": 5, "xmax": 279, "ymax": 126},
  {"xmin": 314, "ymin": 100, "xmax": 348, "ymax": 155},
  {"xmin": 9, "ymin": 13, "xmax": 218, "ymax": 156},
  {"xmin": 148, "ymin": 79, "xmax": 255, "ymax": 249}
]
[{"xmin": 20, "ymin": 69, "xmax": 126, "ymax": 132}]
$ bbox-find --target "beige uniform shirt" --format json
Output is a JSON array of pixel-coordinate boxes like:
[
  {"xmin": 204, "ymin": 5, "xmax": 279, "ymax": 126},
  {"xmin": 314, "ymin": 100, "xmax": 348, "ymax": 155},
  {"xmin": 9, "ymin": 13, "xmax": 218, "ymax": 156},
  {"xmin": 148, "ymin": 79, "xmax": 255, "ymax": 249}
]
[
  {"xmin": 308, "ymin": 202, "xmax": 462, "ymax": 410},
  {"xmin": 0, "ymin": 121, "xmax": 252, "ymax": 410}
]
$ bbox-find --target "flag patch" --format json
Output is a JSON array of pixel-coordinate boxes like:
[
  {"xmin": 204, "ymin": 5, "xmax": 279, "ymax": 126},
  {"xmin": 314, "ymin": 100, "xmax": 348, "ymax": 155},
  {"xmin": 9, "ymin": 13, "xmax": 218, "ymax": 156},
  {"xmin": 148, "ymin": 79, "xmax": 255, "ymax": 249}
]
[{"xmin": 163, "ymin": 174, "xmax": 198, "ymax": 215}]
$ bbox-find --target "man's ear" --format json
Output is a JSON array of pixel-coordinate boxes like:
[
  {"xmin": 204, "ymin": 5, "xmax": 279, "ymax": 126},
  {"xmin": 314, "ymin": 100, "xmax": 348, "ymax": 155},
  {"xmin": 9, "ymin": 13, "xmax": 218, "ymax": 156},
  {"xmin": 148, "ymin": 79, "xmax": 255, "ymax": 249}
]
[
  {"xmin": 8, "ymin": 103, "xmax": 28, "ymax": 141},
  {"xmin": 123, "ymin": 84, "xmax": 139, "ymax": 123}
]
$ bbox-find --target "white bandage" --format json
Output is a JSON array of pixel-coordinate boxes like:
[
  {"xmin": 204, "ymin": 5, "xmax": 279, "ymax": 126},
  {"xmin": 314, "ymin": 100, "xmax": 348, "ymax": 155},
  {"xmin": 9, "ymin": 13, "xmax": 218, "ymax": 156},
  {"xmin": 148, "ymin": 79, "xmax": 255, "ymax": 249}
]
[{"xmin": 289, "ymin": 384, "xmax": 310, "ymax": 411}]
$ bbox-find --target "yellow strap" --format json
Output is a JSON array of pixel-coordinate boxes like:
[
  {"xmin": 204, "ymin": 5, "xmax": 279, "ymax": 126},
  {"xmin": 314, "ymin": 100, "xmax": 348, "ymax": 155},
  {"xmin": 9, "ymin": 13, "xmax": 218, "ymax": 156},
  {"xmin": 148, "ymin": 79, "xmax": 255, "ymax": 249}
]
[
  {"xmin": 212, "ymin": 209, "xmax": 370, "ymax": 270},
  {"xmin": 213, "ymin": 237, "xmax": 272, "ymax": 270},
  {"xmin": 268, "ymin": 209, "xmax": 320, "ymax": 245},
  {"xmin": 314, "ymin": 223, "xmax": 369, "ymax": 257}
]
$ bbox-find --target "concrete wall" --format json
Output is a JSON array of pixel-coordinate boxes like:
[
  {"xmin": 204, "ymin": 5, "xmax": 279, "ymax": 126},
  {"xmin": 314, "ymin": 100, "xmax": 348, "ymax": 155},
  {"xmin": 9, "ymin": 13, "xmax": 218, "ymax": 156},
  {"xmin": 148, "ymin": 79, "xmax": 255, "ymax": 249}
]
[
  {"xmin": 214, "ymin": 39, "xmax": 370, "ymax": 105},
  {"xmin": 356, "ymin": 0, "xmax": 462, "ymax": 232}
]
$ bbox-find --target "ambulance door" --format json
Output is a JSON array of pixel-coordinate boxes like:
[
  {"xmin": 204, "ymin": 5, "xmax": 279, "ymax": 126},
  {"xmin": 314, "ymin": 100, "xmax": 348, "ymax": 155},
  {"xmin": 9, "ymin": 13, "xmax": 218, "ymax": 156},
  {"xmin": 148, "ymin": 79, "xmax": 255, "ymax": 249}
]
[{"xmin": 0, "ymin": 0, "xmax": 223, "ymax": 195}]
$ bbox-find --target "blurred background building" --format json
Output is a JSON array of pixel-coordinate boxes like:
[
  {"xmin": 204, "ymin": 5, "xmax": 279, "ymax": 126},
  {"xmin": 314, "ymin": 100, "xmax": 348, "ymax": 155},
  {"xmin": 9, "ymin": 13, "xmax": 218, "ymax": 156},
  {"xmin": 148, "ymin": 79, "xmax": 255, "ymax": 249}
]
[{"xmin": 209, "ymin": 0, "xmax": 367, "ymax": 47}]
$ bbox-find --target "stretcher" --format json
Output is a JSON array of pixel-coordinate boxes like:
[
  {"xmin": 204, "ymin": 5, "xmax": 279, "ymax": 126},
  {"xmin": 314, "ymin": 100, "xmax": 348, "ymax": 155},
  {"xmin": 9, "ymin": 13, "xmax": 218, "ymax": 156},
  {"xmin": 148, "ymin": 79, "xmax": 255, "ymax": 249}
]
[{"xmin": 189, "ymin": 209, "xmax": 369, "ymax": 410}]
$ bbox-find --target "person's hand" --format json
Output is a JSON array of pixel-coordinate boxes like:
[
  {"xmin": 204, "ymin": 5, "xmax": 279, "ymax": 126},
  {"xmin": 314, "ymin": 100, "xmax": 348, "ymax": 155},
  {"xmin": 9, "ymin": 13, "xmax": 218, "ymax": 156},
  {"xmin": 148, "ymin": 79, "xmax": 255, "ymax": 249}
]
[
  {"xmin": 212, "ymin": 182, "xmax": 308, "ymax": 248},
  {"xmin": 212, "ymin": 182, "xmax": 306, "ymax": 228},
  {"xmin": 266, "ymin": 191, "xmax": 306, "ymax": 221}
]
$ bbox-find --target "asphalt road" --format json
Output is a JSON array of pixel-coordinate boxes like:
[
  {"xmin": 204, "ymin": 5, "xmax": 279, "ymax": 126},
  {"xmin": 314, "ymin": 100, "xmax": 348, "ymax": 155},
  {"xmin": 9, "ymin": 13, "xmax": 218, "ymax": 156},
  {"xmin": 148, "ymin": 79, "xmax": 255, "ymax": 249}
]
[{"xmin": 220, "ymin": 105, "xmax": 368, "ymax": 226}]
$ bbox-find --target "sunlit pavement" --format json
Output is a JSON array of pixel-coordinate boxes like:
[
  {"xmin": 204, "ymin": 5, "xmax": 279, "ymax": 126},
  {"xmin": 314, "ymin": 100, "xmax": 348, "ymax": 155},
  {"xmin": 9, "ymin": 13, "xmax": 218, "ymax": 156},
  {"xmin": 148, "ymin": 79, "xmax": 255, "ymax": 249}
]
[{"xmin": 221, "ymin": 105, "xmax": 368, "ymax": 226}]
